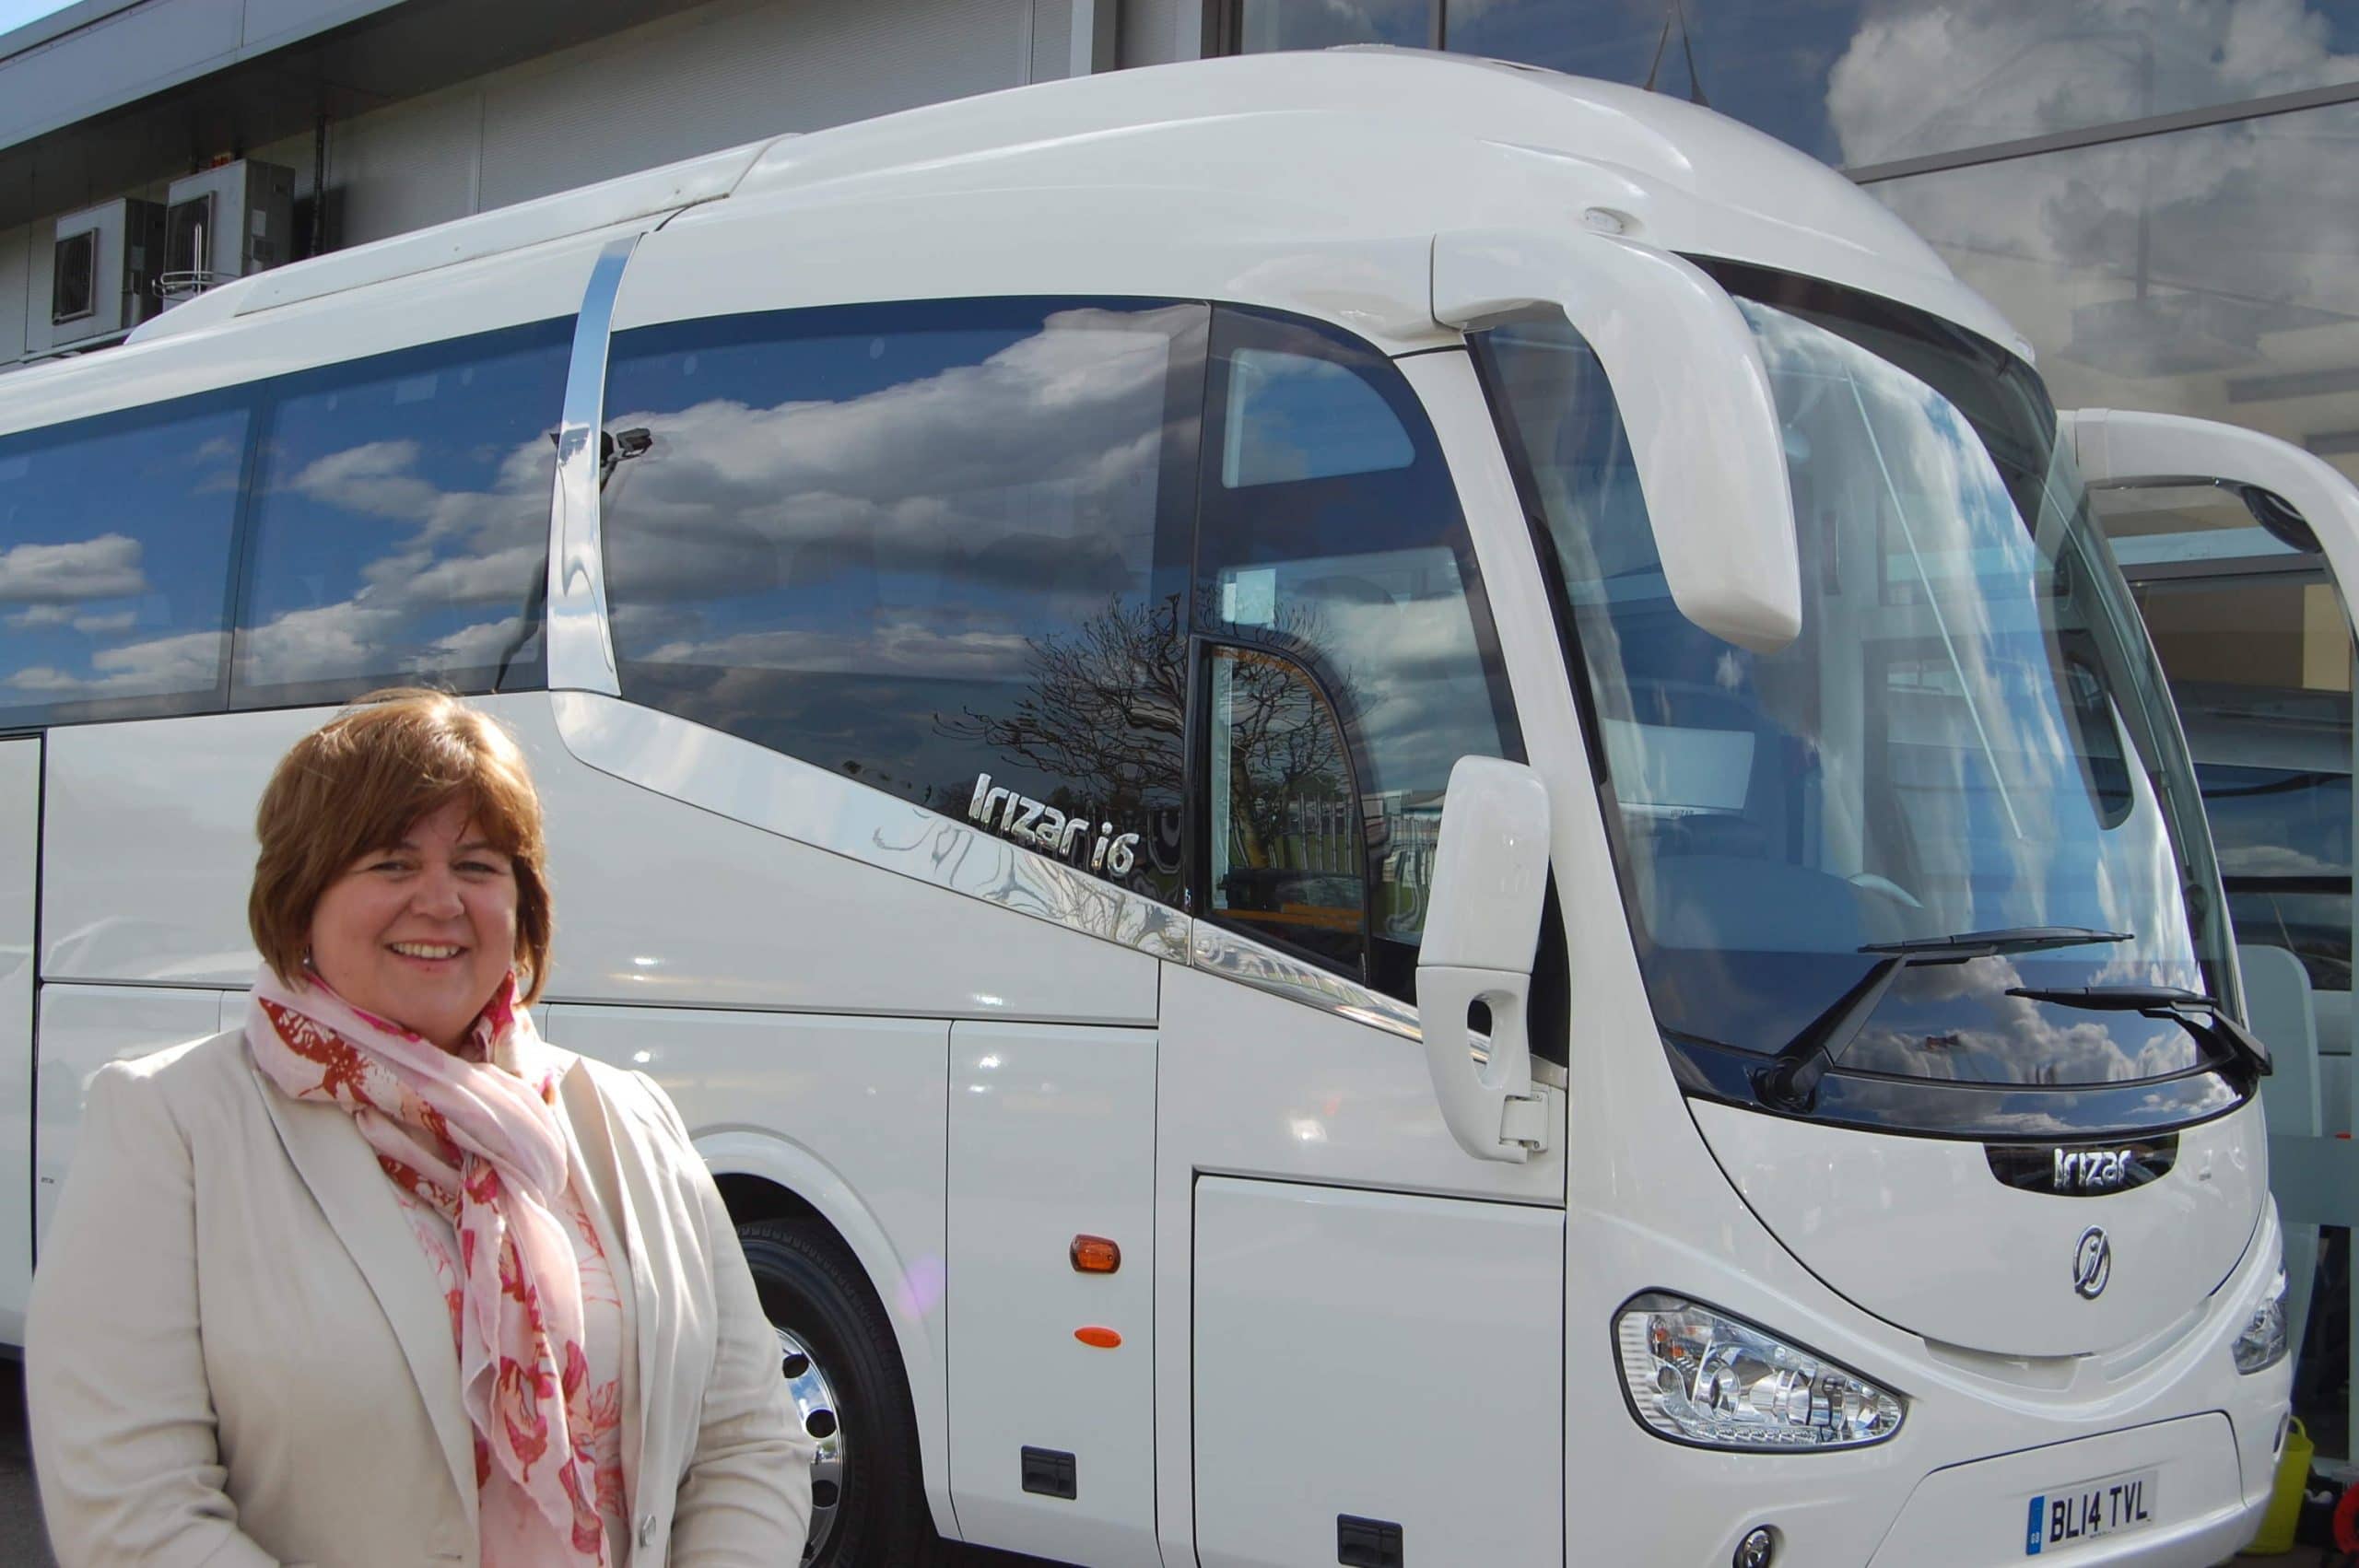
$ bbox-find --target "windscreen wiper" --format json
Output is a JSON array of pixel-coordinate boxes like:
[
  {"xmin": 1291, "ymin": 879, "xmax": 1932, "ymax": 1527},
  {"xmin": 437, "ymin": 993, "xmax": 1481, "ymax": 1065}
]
[
  {"xmin": 1757, "ymin": 926, "xmax": 2132, "ymax": 1113},
  {"xmin": 1860, "ymin": 925, "xmax": 2134, "ymax": 958},
  {"xmin": 2003, "ymin": 983, "xmax": 2271, "ymax": 1076}
]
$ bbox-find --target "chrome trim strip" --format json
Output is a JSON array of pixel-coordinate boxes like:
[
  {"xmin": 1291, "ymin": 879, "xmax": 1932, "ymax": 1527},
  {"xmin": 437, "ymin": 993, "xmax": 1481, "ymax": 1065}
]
[
  {"xmin": 1187, "ymin": 919, "xmax": 1425, "ymax": 1042},
  {"xmin": 546, "ymin": 234, "xmax": 640, "ymax": 697},
  {"xmin": 548, "ymin": 691, "xmax": 1192, "ymax": 965},
  {"xmin": 1183, "ymin": 921, "xmax": 1570, "ymax": 1089}
]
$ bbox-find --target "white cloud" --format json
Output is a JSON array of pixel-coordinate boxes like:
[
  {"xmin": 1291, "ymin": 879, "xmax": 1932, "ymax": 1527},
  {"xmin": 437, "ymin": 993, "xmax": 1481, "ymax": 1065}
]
[
  {"xmin": 1833, "ymin": 2, "xmax": 2359, "ymax": 405},
  {"xmin": 0, "ymin": 533, "xmax": 145, "ymax": 603},
  {"xmin": 6, "ymin": 629, "xmax": 221, "ymax": 697},
  {"xmin": 414, "ymin": 618, "xmax": 527, "ymax": 671},
  {"xmin": 1827, "ymin": 0, "xmax": 2359, "ymax": 168},
  {"xmin": 284, "ymin": 439, "xmax": 439, "ymax": 521},
  {"xmin": 602, "ymin": 310, "xmax": 1172, "ymax": 611}
]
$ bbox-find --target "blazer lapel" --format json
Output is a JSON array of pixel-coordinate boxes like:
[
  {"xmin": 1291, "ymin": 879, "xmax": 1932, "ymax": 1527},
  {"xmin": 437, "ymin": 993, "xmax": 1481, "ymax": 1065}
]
[
  {"xmin": 249, "ymin": 1053, "xmax": 478, "ymax": 1528},
  {"xmin": 562, "ymin": 1062, "xmax": 665, "ymax": 1515}
]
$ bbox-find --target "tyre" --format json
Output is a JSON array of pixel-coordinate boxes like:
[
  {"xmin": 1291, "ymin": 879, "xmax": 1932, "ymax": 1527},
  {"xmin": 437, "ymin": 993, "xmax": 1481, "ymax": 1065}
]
[{"xmin": 737, "ymin": 1217, "xmax": 944, "ymax": 1567}]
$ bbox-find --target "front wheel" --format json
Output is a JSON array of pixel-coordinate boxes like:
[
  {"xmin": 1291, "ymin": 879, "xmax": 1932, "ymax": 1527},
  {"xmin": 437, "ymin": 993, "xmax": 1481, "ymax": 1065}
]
[{"xmin": 737, "ymin": 1217, "xmax": 944, "ymax": 1567}]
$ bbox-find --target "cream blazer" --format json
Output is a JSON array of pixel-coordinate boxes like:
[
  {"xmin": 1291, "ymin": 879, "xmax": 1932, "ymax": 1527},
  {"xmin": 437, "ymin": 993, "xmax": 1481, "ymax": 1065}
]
[{"xmin": 25, "ymin": 1026, "xmax": 815, "ymax": 1568}]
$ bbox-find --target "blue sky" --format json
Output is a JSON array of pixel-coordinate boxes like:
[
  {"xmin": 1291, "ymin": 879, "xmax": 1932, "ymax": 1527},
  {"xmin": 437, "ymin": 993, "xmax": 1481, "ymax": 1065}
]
[{"xmin": 0, "ymin": 0, "xmax": 73, "ymax": 39}]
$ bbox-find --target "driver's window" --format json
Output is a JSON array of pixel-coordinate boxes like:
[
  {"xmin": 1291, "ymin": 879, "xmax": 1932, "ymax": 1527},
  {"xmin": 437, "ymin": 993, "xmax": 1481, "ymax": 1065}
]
[
  {"xmin": 1195, "ymin": 306, "xmax": 1521, "ymax": 1000},
  {"xmin": 1207, "ymin": 645, "xmax": 1367, "ymax": 975}
]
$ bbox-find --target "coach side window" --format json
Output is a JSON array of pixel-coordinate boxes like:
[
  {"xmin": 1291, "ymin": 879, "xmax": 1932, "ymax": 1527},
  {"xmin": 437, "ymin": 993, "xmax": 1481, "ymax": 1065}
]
[
  {"xmin": 1196, "ymin": 308, "xmax": 1522, "ymax": 1000},
  {"xmin": 0, "ymin": 394, "xmax": 248, "ymax": 728},
  {"xmin": 233, "ymin": 318, "xmax": 572, "ymax": 707},
  {"xmin": 599, "ymin": 298, "xmax": 1204, "ymax": 908}
]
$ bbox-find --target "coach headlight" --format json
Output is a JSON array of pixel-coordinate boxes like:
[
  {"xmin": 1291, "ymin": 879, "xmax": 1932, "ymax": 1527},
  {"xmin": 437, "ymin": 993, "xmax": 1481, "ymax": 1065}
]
[
  {"xmin": 1615, "ymin": 1293, "xmax": 1904, "ymax": 1449},
  {"xmin": 2234, "ymin": 1270, "xmax": 2290, "ymax": 1375}
]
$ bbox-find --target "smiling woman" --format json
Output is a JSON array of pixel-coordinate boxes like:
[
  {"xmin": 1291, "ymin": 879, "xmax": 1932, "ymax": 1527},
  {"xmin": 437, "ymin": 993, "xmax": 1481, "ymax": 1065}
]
[
  {"xmin": 22, "ymin": 688, "xmax": 816, "ymax": 1568},
  {"xmin": 245, "ymin": 688, "xmax": 553, "ymax": 1047}
]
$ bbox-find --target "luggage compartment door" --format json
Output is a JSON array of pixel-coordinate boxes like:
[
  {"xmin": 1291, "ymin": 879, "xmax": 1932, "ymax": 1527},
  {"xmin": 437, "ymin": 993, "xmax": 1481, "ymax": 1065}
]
[
  {"xmin": 947, "ymin": 1021, "xmax": 1158, "ymax": 1567},
  {"xmin": 1191, "ymin": 1176, "xmax": 1563, "ymax": 1568}
]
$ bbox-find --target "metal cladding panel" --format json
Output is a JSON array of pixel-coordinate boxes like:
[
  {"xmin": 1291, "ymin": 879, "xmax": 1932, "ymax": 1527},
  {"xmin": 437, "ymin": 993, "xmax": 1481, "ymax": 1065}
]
[
  {"xmin": 0, "ymin": 227, "xmax": 27, "ymax": 358},
  {"xmin": 1117, "ymin": 0, "xmax": 1200, "ymax": 67},
  {"xmin": 330, "ymin": 85, "xmax": 485, "ymax": 248},
  {"xmin": 0, "ymin": 2, "xmax": 414, "ymax": 153},
  {"xmin": 1028, "ymin": 0, "xmax": 1072, "ymax": 84},
  {"xmin": 235, "ymin": 0, "xmax": 408, "ymax": 57},
  {"xmin": 477, "ymin": 0, "xmax": 1029, "ymax": 213},
  {"xmin": 0, "ymin": 0, "xmax": 243, "ymax": 151}
]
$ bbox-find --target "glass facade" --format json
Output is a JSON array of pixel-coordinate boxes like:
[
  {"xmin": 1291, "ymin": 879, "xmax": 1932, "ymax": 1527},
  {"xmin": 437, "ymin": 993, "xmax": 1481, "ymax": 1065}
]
[{"xmin": 1240, "ymin": 0, "xmax": 2359, "ymax": 1456}]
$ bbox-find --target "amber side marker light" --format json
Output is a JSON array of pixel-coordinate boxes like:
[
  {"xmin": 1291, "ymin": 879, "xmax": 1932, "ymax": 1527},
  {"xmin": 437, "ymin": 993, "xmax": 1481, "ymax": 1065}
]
[
  {"xmin": 1071, "ymin": 1235, "xmax": 1121, "ymax": 1274},
  {"xmin": 1074, "ymin": 1326, "xmax": 1122, "ymax": 1349}
]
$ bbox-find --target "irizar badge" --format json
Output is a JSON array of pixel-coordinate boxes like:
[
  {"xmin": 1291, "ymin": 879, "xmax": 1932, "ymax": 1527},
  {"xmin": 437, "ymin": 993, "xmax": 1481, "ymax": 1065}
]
[{"xmin": 2072, "ymin": 1226, "xmax": 2111, "ymax": 1300}]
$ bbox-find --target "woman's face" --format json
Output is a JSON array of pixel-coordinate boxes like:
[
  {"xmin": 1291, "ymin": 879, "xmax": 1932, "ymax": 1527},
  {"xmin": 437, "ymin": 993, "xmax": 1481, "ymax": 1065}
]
[{"xmin": 306, "ymin": 795, "xmax": 520, "ymax": 1052}]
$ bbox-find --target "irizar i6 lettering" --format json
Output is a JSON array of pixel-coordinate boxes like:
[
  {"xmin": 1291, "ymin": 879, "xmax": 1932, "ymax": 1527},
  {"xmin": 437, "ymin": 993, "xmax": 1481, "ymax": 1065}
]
[
  {"xmin": 0, "ymin": 44, "xmax": 2319, "ymax": 1568},
  {"xmin": 968, "ymin": 772, "xmax": 1139, "ymax": 875}
]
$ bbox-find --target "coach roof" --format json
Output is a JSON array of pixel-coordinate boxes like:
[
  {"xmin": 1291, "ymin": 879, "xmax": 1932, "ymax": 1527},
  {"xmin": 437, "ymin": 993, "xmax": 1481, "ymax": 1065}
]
[{"xmin": 125, "ymin": 47, "xmax": 2012, "ymax": 358}]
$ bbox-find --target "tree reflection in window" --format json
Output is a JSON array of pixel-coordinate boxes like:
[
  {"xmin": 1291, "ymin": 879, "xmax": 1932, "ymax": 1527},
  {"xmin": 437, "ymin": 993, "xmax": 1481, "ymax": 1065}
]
[{"xmin": 1208, "ymin": 645, "xmax": 1367, "ymax": 977}]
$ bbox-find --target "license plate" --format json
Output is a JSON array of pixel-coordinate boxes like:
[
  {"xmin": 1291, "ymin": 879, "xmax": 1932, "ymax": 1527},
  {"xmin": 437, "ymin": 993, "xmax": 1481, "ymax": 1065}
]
[{"xmin": 2024, "ymin": 1468, "xmax": 2159, "ymax": 1554}]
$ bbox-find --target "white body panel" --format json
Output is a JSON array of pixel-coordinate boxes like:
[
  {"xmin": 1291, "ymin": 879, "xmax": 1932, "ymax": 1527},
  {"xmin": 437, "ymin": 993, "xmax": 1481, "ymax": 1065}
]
[
  {"xmin": 1191, "ymin": 1176, "xmax": 1564, "ymax": 1568},
  {"xmin": 33, "ymin": 984, "xmax": 220, "ymax": 1243},
  {"xmin": 0, "ymin": 740, "xmax": 32, "ymax": 1344},
  {"xmin": 945, "ymin": 1022, "xmax": 1157, "ymax": 1566},
  {"xmin": 546, "ymin": 1002, "xmax": 955, "ymax": 1538},
  {"xmin": 1693, "ymin": 1098, "xmax": 2266, "ymax": 1358},
  {"xmin": 1869, "ymin": 1415, "xmax": 2247, "ymax": 1565},
  {"xmin": 0, "ymin": 221, "xmax": 642, "ymax": 437},
  {"xmin": 1156, "ymin": 959, "xmax": 1560, "ymax": 1206}
]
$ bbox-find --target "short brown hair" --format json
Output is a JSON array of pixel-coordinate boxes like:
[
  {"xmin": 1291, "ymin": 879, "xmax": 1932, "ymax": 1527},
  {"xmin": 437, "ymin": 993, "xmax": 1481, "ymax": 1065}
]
[{"xmin": 249, "ymin": 688, "xmax": 553, "ymax": 1002}]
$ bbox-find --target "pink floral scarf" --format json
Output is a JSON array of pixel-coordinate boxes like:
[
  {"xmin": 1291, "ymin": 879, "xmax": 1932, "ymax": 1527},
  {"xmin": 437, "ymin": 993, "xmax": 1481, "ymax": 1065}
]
[{"xmin": 245, "ymin": 966, "xmax": 610, "ymax": 1566}]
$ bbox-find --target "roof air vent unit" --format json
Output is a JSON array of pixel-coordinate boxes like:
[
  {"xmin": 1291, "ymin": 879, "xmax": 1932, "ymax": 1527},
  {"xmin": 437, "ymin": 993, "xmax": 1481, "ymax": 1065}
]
[
  {"xmin": 159, "ymin": 159, "xmax": 298, "ymax": 306},
  {"xmin": 49, "ymin": 197, "xmax": 165, "ymax": 346}
]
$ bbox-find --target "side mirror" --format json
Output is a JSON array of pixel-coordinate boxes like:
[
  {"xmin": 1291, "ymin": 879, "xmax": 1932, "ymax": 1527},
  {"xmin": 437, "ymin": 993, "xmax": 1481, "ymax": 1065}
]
[
  {"xmin": 1433, "ymin": 226, "xmax": 1802, "ymax": 656},
  {"xmin": 1416, "ymin": 756, "xmax": 1553, "ymax": 1164},
  {"xmin": 2063, "ymin": 408, "xmax": 2359, "ymax": 630}
]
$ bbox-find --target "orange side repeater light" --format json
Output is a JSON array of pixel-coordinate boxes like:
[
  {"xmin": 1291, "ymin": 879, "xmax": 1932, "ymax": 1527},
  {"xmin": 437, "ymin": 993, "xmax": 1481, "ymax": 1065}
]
[
  {"xmin": 1074, "ymin": 1326, "xmax": 1122, "ymax": 1349},
  {"xmin": 1070, "ymin": 1235, "xmax": 1121, "ymax": 1274}
]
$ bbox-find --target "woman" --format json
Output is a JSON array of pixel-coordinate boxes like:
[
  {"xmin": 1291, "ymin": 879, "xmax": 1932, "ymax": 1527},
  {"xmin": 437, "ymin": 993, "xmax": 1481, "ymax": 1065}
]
[{"xmin": 25, "ymin": 689, "xmax": 814, "ymax": 1566}]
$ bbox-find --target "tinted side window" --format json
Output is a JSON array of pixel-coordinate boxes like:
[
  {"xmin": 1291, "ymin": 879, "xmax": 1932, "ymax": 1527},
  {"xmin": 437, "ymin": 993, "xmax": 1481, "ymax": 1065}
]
[
  {"xmin": 0, "ymin": 394, "xmax": 248, "ymax": 728},
  {"xmin": 600, "ymin": 298, "xmax": 1204, "ymax": 907},
  {"xmin": 1197, "ymin": 308, "xmax": 1521, "ymax": 999},
  {"xmin": 234, "ymin": 319, "xmax": 571, "ymax": 707},
  {"xmin": 1206, "ymin": 644, "xmax": 1367, "ymax": 974}
]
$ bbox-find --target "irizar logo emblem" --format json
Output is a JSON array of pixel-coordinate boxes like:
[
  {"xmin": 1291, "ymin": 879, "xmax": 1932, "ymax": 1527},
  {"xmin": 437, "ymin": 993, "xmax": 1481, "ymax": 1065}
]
[
  {"xmin": 2072, "ymin": 1226, "xmax": 2112, "ymax": 1300},
  {"xmin": 2052, "ymin": 1147, "xmax": 2139, "ymax": 1192},
  {"xmin": 969, "ymin": 773, "xmax": 1139, "ymax": 876}
]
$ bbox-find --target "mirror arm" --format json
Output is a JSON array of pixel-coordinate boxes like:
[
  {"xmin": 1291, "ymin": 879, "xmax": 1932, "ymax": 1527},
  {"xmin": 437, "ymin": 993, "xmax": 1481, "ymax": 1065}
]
[
  {"xmin": 1418, "ymin": 965, "xmax": 1544, "ymax": 1162},
  {"xmin": 1416, "ymin": 757, "xmax": 1555, "ymax": 1164},
  {"xmin": 1433, "ymin": 226, "xmax": 1802, "ymax": 655},
  {"xmin": 2065, "ymin": 408, "xmax": 2359, "ymax": 639}
]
